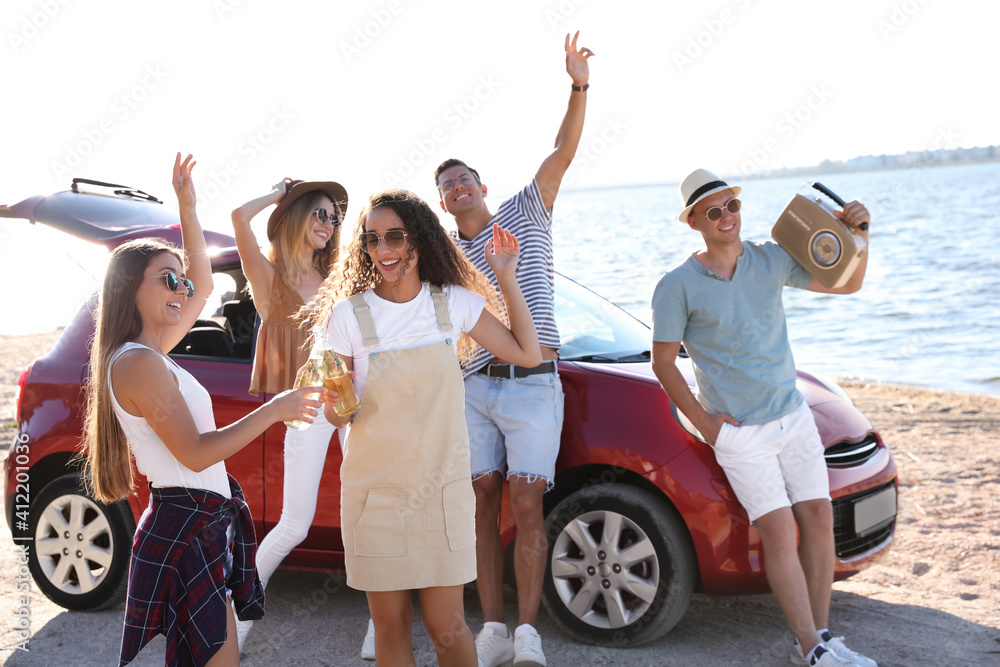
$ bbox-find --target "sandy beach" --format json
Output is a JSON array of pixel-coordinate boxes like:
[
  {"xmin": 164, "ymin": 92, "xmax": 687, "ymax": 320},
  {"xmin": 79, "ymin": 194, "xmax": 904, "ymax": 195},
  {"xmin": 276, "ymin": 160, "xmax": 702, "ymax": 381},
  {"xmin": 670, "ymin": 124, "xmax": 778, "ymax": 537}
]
[{"xmin": 1, "ymin": 331, "xmax": 998, "ymax": 666}]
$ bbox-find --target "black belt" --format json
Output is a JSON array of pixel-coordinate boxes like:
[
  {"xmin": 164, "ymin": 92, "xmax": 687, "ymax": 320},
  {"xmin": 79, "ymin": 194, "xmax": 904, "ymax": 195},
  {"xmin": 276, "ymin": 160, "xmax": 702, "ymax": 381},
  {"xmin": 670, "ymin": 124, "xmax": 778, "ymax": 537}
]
[{"xmin": 476, "ymin": 360, "xmax": 557, "ymax": 379}]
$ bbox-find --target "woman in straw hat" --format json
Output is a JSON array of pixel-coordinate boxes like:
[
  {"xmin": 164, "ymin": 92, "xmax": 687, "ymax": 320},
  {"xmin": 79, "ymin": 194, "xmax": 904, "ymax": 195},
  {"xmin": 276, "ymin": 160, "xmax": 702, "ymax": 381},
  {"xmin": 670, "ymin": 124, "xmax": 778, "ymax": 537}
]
[{"xmin": 229, "ymin": 176, "xmax": 348, "ymax": 647}]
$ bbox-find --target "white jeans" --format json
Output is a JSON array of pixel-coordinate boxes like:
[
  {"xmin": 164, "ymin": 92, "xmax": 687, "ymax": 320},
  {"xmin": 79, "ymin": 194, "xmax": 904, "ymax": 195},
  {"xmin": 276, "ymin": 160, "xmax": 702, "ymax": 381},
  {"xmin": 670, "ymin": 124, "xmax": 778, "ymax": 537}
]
[{"xmin": 255, "ymin": 411, "xmax": 338, "ymax": 588}]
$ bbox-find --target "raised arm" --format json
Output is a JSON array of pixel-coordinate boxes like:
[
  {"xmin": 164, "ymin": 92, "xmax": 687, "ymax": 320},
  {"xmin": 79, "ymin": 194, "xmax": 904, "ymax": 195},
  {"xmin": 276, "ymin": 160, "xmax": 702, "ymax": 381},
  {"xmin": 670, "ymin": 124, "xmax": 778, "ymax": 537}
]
[
  {"xmin": 651, "ymin": 341, "xmax": 739, "ymax": 446},
  {"xmin": 468, "ymin": 225, "xmax": 542, "ymax": 367},
  {"xmin": 231, "ymin": 180, "xmax": 289, "ymax": 320},
  {"xmin": 805, "ymin": 200, "xmax": 871, "ymax": 295},
  {"xmin": 166, "ymin": 153, "xmax": 214, "ymax": 353},
  {"xmin": 535, "ymin": 31, "xmax": 595, "ymax": 210}
]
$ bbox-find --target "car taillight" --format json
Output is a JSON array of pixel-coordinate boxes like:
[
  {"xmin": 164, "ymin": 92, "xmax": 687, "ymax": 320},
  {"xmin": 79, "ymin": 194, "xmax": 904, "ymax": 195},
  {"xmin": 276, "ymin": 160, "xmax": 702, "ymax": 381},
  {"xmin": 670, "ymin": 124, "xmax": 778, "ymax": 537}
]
[{"xmin": 15, "ymin": 364, "xmax": 31, "ymax": 424}]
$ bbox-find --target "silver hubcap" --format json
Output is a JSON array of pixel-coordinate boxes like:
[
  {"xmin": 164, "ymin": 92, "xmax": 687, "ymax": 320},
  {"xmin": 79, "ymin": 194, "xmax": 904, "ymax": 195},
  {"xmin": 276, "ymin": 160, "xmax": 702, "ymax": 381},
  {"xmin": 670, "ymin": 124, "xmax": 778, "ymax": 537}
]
[
  {"xmin": 550, "ymin": 509, "xmax": 660, "ymax": 629},
  {"xmin": 35, "ymin": 494, "xmax": 114, "ymax": 595}
]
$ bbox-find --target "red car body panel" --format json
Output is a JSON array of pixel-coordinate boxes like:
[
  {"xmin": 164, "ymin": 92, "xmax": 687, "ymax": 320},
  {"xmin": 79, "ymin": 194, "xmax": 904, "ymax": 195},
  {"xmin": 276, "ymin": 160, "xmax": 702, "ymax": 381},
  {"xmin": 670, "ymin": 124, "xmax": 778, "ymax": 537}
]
[{"xmin": 4, "ymin": 185, "xmax": 898, "ymax": 631}]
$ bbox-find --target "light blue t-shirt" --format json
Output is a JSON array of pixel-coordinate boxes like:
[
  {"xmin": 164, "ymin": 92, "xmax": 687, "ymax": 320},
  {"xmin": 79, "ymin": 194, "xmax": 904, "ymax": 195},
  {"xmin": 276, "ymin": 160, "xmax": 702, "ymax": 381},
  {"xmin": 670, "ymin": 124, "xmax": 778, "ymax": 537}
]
[{"xmin": 651, "ymin": 241, "xmax": 812, "ymax": 425}]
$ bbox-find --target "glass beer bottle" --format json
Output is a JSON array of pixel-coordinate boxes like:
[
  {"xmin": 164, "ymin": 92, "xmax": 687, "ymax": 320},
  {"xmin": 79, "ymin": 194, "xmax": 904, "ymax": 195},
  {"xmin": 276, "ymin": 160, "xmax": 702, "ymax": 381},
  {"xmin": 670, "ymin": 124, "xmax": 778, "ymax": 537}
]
[{"xmin": 284, "ymin": 326, "xmax": 361, "ymax": 431}]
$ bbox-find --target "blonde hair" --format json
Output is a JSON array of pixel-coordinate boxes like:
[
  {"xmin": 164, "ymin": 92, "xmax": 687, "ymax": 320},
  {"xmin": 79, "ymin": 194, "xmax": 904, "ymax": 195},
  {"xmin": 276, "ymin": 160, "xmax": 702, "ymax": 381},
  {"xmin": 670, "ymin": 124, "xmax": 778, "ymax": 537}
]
[
  {"xmin": 82, "ymin": 240, "xmax": 185, "ymax": 503},
  {"xmin": 309, "ymin": 189, "xmax": 505, "ymax": 364},
  {"xmin": 267, "ymin": 190, "xmax": 342, "ymax": 290}
]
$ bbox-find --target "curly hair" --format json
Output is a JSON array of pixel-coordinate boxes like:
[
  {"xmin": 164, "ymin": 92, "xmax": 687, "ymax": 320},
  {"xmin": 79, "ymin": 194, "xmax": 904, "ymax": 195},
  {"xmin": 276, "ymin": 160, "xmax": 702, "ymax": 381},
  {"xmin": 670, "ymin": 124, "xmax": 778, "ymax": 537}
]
[{"xmin": 309, "ymin": 189, "xmax": 505, "ymax": 363}]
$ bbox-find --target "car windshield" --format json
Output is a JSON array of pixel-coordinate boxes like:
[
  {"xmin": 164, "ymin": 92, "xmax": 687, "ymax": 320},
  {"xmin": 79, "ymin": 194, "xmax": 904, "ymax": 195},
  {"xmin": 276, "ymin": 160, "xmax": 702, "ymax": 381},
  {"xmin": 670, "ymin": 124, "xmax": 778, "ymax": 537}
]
[{"xmin": 554, "ymin": 273, "xmax": 651, "ymax": 363}]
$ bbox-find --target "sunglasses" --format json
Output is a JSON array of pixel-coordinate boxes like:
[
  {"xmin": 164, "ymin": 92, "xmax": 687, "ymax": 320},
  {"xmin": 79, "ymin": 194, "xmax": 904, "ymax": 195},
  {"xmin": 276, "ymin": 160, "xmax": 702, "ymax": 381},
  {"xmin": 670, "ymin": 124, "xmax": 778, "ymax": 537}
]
[
  {"xmin": 145, "ymin": 271, "xmax": 194, "ymax": 298},
  {"xmin": 313, "ymin": 207, "xmax": 340, "ymax": 227},
  {"xmin": 701, "ymin": 198, "xmax": 741, "ymax": 222},
  {"xmin": 359, "ymin": 230, "xmax": 408, "ymax": 253},
  {"xmin": 437, "ymin": 174, "xmax": 476, "ymax": 193}
]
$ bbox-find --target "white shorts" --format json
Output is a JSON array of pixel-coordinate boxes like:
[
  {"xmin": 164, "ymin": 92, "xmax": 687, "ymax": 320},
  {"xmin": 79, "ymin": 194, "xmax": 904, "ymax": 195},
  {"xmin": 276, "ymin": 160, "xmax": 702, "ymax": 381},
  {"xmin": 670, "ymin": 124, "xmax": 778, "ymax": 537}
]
[{"xmin": 712, "ymin": 401, "xmax": 830, "ymax": 522}]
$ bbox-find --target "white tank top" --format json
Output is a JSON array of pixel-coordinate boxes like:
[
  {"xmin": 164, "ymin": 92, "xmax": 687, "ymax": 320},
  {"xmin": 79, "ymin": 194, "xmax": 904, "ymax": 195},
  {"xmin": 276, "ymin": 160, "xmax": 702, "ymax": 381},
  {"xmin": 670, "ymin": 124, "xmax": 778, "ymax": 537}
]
[{"xmin": 109, "ymin": 342, "xmax": 231, "ymax": 498}]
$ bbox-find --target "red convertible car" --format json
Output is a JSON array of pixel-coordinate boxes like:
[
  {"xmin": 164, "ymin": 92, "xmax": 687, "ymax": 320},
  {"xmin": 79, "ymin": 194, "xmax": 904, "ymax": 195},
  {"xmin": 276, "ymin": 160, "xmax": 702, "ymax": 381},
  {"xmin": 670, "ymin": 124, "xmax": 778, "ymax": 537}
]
[{"xmin": 3, "ymin": 179, "xmax": 897, "ymax": 646}]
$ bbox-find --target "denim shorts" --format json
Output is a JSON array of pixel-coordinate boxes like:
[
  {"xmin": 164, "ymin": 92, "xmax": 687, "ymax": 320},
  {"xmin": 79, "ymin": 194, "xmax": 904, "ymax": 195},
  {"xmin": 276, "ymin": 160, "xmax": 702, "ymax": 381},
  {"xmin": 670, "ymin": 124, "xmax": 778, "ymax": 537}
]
[
  {"xmin": 464, "ymin": 370, "xmax": 564, "ymax": 488},
  {"xmin": 712, "ymin": 400, "xmax": 830, "ymax": 522}
]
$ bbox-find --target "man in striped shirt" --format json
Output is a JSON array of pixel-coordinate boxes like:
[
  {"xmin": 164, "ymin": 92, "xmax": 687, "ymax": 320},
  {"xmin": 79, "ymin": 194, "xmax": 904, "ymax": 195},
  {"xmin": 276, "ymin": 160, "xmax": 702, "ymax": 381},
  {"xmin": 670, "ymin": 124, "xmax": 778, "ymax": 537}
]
[{"xmin": 434, "ymin": 31, "xmax": 594, "ymax": 667}]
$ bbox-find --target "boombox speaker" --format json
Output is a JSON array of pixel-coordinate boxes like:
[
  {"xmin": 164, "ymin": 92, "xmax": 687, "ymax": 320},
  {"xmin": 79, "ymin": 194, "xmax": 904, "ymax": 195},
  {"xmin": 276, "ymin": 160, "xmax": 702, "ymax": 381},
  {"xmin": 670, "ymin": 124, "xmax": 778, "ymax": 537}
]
[{"xmin": 771, "ymin": 182, "xmax": 868, "ymax": 289}]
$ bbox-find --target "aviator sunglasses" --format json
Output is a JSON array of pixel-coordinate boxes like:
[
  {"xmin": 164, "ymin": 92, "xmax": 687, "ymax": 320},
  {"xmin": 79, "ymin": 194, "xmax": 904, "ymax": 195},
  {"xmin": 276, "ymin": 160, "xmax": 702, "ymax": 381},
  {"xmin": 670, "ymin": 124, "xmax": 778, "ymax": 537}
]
[
  {"xmin": 359, "ymin": 230, "xmax": 408, "ymax": 253},
  {"xmin": 145, "ymin": 271, "xmax": 195, "ymax": 298},
  {"xmin": 313, "ymin": 207, "xmax": 341, "ymax": 227},
  {"xmin": 701, "ymin": 198, "xmax": 741, "ymax": 222}
]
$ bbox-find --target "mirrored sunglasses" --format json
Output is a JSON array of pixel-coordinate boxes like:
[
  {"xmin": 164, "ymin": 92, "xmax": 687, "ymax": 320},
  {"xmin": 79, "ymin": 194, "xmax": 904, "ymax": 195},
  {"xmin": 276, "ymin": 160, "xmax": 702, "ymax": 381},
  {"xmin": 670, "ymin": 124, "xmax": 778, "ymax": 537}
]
[
  {"xmin": 359, "ymin": 230, "xmax": 408, "ymax": 253},
  {"xmin": 146, "ymin": 271, "xmax": 194, "ymax": 298},
  {"xmin": 313, "ymin": 207, "xmax": 340, "ymax": 227}
]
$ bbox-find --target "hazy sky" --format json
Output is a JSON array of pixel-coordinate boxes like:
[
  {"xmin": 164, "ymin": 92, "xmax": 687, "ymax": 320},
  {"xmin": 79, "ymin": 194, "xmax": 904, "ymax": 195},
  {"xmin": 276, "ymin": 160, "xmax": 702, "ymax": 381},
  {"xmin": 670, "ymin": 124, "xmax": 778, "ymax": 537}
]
[{"xmin": 2, "ymin": 0, "xmax": 998, "ymax": 333}]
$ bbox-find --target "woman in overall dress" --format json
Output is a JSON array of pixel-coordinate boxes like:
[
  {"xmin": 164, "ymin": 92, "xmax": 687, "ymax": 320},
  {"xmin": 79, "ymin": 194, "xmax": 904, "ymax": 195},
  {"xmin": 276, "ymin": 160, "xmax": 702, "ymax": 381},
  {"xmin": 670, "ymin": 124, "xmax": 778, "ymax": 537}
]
[
  {"xmin": 312, "ymin": 189, "xmax": 541, "ymax": 666},
  {"xmin": 230, "ymin": 177, "xmax": 348, "ymax": 646},
  {"xmin": 83, "ymin": 154, "xmax": 331, "ymax": 666}
]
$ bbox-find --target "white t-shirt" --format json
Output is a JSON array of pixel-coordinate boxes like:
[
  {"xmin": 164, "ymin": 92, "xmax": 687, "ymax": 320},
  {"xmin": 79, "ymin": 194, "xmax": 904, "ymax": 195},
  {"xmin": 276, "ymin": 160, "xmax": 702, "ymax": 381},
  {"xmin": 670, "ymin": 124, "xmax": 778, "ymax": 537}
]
[
  {"xmin": 109, "ymin": 342, "xmax": 231, "ymax": 498},
  {"xmin": 327, "ymin": 283, "xmax": 486, "ymax": 399}
]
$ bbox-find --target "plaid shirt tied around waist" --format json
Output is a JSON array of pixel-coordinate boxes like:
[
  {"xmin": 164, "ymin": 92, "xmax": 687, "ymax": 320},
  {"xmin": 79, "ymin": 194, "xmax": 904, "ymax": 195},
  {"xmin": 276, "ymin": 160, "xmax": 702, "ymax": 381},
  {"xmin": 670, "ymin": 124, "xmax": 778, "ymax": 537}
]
[{"xmin": 120, "ymin": 474, "xmax": 264, "ymax": 666}]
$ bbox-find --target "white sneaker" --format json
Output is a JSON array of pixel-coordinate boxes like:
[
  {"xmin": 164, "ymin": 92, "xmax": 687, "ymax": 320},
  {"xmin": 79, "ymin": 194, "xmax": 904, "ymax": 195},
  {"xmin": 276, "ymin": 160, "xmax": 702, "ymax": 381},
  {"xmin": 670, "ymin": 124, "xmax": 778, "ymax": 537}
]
[
  {"xmin": 476, "ymin": 626, "xmax": 514, "ymax": 667},
  {"xmin": 792, "ymin": 638, "xmax": 875, "ymax": 667},
  {"xmin": 825, "ymin": 637, "xmax": 877, "ymax": 667},
  {"xmin": 513, "ymin": 627, "xmax": 546, "ymax": 667},
  {"xmin": 791, "ymin": 643, "xmax": 860, "ymax": 667},
  {"xmin": 360, "ymin": 618, "xmax": 376, "ymax": 660},
  {"xmin": 235, "ymin": 617, "xmax": 253, "ymax": 652}
]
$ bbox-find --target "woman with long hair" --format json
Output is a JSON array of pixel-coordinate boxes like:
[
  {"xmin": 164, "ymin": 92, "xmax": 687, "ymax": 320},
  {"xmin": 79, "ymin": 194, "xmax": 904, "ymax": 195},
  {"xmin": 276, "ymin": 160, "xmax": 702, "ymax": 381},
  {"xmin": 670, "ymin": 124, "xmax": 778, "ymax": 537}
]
[
  {"xmin": 229, "ymin": 176, "xmax": 348, "ymax": 645},
  {"xmin": 313, "ymin": 189, "xmax": 541, "ymax": 666},
  {"xmin": 84, "ymin": 154, "xmax": 330, "ymax": 666}
]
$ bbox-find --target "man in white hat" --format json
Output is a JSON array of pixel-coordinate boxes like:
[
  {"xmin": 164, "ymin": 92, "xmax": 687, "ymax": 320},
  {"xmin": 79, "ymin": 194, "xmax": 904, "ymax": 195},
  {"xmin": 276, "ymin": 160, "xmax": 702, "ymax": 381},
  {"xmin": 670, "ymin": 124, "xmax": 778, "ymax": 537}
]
[{"xmin": 650, "ymin": 169, "xmax": 876, "ymax": 667}]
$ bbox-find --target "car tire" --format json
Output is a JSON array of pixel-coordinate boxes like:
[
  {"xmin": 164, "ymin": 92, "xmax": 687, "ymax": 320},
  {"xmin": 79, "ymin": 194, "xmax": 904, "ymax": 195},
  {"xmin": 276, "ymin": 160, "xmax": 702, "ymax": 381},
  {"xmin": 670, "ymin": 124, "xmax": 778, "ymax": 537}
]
[
  {"xmin": 27, "ymin": 474, "xmax": 135, "ymax": 611},
  {"xmin": 542, "ymin": 483, "xmax": 697, "ymax": 647}
]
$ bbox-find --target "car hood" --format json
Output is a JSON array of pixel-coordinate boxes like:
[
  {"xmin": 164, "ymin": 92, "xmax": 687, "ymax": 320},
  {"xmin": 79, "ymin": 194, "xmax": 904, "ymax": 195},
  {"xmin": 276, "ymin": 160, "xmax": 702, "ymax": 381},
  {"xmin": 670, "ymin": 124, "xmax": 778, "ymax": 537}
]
[
  {"xmin": 3, "ymin": 187, "xmax": 235, "ymax": 249},
  {"xmin": 567, "ymin": 357, "xmax": 874, "ymax": 440}
]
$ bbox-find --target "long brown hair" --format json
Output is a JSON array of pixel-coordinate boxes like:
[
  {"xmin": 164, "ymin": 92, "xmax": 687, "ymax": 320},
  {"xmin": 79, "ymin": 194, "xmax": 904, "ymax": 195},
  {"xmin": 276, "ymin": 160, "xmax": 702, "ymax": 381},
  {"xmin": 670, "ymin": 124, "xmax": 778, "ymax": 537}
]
[
  {"xmin": 82, "ymin": 239, "xmax": 185, "ymax": 503},
  {"xmin": 309, "ymin": 189, "xmax": 504, "ymax": 363},
  {"xmin": 267, "ymin": 190, "xmax": 342, "ymax": 290}
]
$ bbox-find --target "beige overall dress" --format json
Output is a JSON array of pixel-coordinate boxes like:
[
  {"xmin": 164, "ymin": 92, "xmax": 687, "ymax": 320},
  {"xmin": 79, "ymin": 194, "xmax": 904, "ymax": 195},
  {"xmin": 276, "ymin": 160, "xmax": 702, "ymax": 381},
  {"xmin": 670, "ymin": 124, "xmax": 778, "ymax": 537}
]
[{"xmin": 340, "ymin": 286, "xmax": 477, "ymax": 591}]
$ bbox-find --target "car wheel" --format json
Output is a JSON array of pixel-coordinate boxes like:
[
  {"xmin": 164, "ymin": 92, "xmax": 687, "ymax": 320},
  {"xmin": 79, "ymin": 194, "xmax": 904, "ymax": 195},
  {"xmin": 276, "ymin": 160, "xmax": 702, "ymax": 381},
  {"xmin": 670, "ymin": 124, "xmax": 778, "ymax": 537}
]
[
  {"xmin": 542, "ymin": 483, "xmax": 697, "ymax": 647},
  {"xmin": 28, "ymin": 474, "xmax": 135, "ymax": 611}
]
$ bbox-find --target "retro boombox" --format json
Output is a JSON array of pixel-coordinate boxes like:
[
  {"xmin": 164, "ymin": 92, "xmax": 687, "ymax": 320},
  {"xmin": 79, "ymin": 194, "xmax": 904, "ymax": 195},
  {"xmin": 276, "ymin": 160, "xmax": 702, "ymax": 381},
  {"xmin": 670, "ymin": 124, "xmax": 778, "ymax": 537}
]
[{"xmin": 771, "ymin": 182, "xmax": 868, "ymax": 289}]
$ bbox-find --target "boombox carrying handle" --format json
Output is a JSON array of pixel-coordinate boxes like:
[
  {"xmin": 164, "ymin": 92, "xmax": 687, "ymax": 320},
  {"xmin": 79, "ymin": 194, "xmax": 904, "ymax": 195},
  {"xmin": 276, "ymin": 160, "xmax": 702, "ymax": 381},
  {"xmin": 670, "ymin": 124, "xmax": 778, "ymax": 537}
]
[{"xmin": 810, "ymin": 182, "xmax": 869, "ymax": 231}]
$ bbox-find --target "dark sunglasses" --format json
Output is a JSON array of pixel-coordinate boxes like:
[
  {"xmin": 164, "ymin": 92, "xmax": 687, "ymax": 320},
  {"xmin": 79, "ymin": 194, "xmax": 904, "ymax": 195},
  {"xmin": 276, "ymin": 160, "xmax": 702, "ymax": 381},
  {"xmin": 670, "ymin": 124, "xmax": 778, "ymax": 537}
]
[
  {"xmin": 702, "ymin": 198, "xmax": 741, "ymax": 222},
  {"xmin": 313, "ymin": 207, "xmax": 340, "ymax": 227},
  {"xmin": 359, "ymin": 230, "xmax": 408, "ymax": 253},
  {"xmin": 145, "ymin": 271, "xmax": 194, "ymax": 297}
]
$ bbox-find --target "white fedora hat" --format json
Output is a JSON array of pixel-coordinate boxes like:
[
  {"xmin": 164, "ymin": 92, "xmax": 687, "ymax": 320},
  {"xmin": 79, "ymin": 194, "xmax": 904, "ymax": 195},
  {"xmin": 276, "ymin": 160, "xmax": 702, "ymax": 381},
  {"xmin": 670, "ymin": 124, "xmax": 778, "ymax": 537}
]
[{"xmin": 678, "ymin": 169, "xmax": 741, "ymax": 222}]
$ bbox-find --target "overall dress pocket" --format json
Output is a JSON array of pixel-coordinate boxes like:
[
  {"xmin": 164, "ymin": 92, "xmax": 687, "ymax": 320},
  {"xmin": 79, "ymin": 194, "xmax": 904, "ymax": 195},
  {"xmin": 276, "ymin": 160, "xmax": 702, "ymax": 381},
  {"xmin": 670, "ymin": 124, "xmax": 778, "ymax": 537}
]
[
  {"xmin": 354, "ymin": 488, "xmax": 407, "ymax": 557},
  {"xmin": 442, "ymin": 479, "xmax": 476, "ymax": 552}
]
